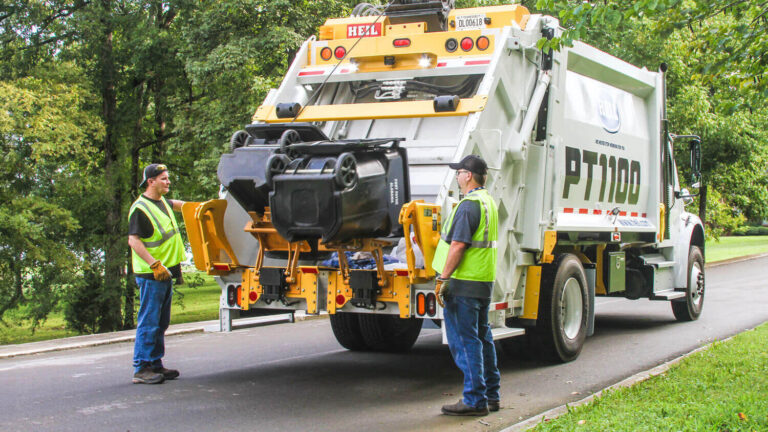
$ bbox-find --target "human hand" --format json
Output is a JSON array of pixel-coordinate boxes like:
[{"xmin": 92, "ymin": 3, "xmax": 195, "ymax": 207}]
[{"xmin": 150, "ymin": 260, "xmax": 172, "ymax": 281}]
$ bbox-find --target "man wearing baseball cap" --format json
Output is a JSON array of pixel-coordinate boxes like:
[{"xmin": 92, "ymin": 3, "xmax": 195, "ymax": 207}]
[
  {"xmin": 127, "ymin": 163, "xmax": 186, "ymax": 384},
  {"xmin": 432, "ymin": 155, "xmax": 501, "ymax": 416}
]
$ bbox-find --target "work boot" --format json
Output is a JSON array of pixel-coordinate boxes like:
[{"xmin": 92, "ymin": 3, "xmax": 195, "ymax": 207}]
[
  {"xmin": 152, "ymin": 366, "xmax": 180, "ymax": 380},
  {"xmin": 488, "ymin": 400, "xmax": 500, "ymax": 412},
  {"xmin": 441, "ymin": 399, "xmax": 489, "ymax": 416},
  {"xmin": 132, "ymin": 367, "xmax": 165, "ymax": 384}
]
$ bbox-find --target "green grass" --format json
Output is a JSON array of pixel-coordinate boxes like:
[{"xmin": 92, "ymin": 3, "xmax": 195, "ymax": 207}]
[
  {"xmin": 530, "ymin": 322, "xmax": 768, "ymax": 432},
  {"xmin": 0, "ymin": 273, "xmax": 221, "ymax": 345},
  {"xmin": 706, "ymin": 235, "xmax": 768, "ymax": 263}
]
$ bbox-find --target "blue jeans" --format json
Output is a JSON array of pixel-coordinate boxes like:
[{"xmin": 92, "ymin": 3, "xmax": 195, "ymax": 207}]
[
  {"xmin": 133, "ymin": 277, "xmax": 173, "ymax": 373},
  {"xmin": 443, "ymin": 295, "xmax": 500, "ymax": 408}
]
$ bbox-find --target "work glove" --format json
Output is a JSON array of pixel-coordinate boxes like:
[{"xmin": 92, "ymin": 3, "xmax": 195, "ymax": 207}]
[
  {"xmin": 150, "ymin": 260, "xmax": 172, "ymax": 281},
  {"xmin": 435, "ymin": 276, "xmax": 449, "ymax": 308}
]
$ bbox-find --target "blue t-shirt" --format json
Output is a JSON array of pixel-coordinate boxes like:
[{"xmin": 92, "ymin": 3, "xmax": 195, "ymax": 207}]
[{"xmin": 443, "ymin": 199, "xmax": 493, "ymax": 299}]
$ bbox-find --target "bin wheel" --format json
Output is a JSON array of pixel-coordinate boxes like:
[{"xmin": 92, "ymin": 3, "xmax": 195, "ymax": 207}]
[
  {"xmin": 529, "ymin": 253, "xmax": 589, "ymax": 362},
  {"xmin": 229, "ymin": 130, "xmax": 250, "ymax": 152},
  {"xmin": 278, "ymin": 129, "xmax": 301, "ymax": 159},
  {"xmin": 265, "ymin": 154, "xmax": 291, "ymax": 188},
  {"xmin": 334, "ymin": 152, "xmax": 357, "ymax": 188},
  {"xmin": 672, "ymin": 246, "xmax": 705, "ymax": 321}
]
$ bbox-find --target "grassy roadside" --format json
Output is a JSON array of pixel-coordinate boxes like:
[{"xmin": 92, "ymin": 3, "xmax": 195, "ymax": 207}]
[
  {"xmin": 529, "ymin": 322, "xmax": 768, "ymax": 432},
  {"xmin": 1, "ymin": 235, "xmax": 766, "ymax": 345},
  {"xmin": 705, "ymin": 235, "xmax": 768, "ymax": 263}
]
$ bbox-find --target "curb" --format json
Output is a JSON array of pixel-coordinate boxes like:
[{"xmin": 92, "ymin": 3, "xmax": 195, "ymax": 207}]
[
  {"xmin": 705, "ymin": 252, "xmax": 768, "ymax": 268},
  {"xmin": 500, "ymin": 333, "xmax": 744, "ymax": 432},
  {"xmin": 0, "ymin": 313, "xmax": 328, "ymax": 360}
]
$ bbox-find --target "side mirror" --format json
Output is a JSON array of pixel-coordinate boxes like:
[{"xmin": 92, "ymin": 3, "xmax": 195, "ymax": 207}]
[
  {"xmin": 689, "ymin": 139, "xmax": 702, "ymax": 184},
  {"xmin": 680, "ymin": 188, "xmax": 694, "ymax": 206}
]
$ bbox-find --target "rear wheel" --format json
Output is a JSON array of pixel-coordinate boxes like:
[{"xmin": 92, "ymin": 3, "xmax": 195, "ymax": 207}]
[
  {"xmin": 529, "ymin": 253, "xmax": 589, "ymax": 362},
  {"xmin": 329, "ymin": 313, "xmax": 367, "ymax": 351},
  {"xmin": 672, "ymin": 246, "xmax": 705, "ymax": 321},
  {"xmin": 358, "ymin": 314, "xmax": 422, "ymax": 352}
]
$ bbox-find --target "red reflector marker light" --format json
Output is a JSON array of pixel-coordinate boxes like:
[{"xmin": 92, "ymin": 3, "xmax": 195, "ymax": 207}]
[
  {"xmin": 476, "ymin": 36, "xmax": 490, "ymax": 51},
  {"xmin": 336, "ymin": 294, "xmax": 346, "ymax": 305},
  {"xmin": 213, "ymin": 263, "xmax": 231, "ymax": 271},
  {"xmin": 460, "ymin": 37, "xmax": 474, "ymax": 51},
  {"xmin": 334, "ymin": 46, "xmax": 346, "ymax": 59},
  {"xmin": 320, "ymin": 47, "xmax": 332, "ymax": 61},
  {"xmin": 249, "ymin": 291, "xmax": 258, "ymax": 302},
  {"xmin": 301, "ymin": 267, "xmax": 319, "ymax": 274},
  {"xmin": 426, "ymin": 293, "xmax": 437, "ymax": 316},
  {"xmin": 417, "ymin": 293, "xmax": 426, "ymax": 316},
  {"xmin": 393, "ymin": 38, "xmax": 411, "ymax": 47}
]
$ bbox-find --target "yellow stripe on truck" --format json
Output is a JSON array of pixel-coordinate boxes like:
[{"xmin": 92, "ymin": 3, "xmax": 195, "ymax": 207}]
[{"xmin": 253, "ymin": 96, "xmax": 487, "ymax": 123}]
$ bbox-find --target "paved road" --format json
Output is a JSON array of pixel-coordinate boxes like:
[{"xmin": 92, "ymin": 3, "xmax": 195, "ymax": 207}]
[{"xmin": 1, "ymin": 256, "xmax": 767, "ymax": 432}]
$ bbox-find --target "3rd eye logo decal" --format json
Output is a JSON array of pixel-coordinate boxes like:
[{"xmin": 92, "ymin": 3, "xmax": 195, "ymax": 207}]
[{"xmin": 597, "ymin": 94, "xmax": 621, "ymax": 134}]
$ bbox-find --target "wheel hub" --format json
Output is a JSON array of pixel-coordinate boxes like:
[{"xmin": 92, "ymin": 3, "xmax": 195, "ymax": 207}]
[{"xmin": 561, "ymin": 277, "xmax": 583, "ymax": 340}]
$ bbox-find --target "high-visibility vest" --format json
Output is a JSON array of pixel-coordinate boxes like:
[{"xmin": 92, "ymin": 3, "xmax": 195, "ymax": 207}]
[
  {"xmin": 432, "ymin": 188, "xmax": 498, "ymax": 282},
  {"xmin": 129, "ymin": 195, "xmax": 185, "ymax": 274}
]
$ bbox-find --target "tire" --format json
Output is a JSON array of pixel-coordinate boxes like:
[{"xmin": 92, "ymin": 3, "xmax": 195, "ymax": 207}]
[
  {"xmin": 329, "ymin": 313, "xmax": 368, "ymax": 351},
  {"xmin": 529, "ymin": 253, "xmax": 589, "ymax": 363},
  {"xmin": 358, "ymin": 314, "xmax": 423, "ymax": 352},
  {"xmin": 672, "ymin": 246, "xmax": 705, "ymax": 321}
]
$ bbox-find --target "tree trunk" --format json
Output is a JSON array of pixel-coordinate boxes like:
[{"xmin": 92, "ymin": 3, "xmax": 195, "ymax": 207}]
[{"xmin": 98, "ymin": 0, "xmax": 125, "ymax": 332}]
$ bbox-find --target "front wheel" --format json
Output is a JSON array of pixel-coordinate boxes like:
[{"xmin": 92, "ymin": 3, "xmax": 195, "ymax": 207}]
[
  {"xmin": 529, "ymin": 253, "xmax": 589, "ymax": 362},
  {"xmin": 672, "ymin": 246, "xmax": 705, "ymax": 321}
]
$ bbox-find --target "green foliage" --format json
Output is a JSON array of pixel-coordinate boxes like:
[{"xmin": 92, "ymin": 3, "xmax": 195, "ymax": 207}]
[
  {"xmin": 732, "ymin": 226, "xmax": 768, "ymax": 236},
  {"xmin": 0, "ymin": 67, "xmax": 103, "ymax": 328}
]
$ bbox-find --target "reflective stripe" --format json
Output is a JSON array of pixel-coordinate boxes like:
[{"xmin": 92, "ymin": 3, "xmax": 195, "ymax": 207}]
[
  {"xmin": 133, "ymin": 200, "xmax": 178, "ymax": 247},
  {"xmin": 470, "ymin": 240, "xmax": 496, "ymax": 248},
  {"xmin": 439, "ymin": 234, "xmax": 495, "ymax": 249}
]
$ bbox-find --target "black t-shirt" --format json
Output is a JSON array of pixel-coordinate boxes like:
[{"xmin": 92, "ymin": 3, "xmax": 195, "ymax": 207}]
[
  {"xmin": 443, "ymin": 198, "xmax": 493, "ymax": 299},
  {"xmin": 129, "ymin": 196, "xmax": 181, "ymax": 279}
]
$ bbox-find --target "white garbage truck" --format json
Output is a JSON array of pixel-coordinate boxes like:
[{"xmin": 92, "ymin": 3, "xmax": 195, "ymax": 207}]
[{"xmin": 183, "ymin": 0, "xmax": 706, "ymax": 362}]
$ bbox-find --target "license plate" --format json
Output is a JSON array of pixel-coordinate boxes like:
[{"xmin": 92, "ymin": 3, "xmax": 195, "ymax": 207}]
[{"xmin": 455, "ymin": 14, "xmax": 486, "ymax": 31}]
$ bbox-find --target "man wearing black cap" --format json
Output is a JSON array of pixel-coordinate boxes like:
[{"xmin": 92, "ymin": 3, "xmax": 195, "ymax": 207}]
[
  {"xmin": 127, "ymin": 163, "xmax": 186, "ymax": 384},
  {"xmin": 432, "ymin": 155, "xmax": 501, "ymax": 416}
]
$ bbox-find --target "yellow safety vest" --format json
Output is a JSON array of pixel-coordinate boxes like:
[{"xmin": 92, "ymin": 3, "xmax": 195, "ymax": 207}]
[
  {"xmin": 129, "ymin": 195, "xmax": 185, "ymax": 274},
  {"xmin": 432, "ymin": 188, "xmax": 498, "ymax": 282}
]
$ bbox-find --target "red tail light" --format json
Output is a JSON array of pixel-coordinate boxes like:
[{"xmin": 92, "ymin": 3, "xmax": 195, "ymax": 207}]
[
  {"xmin": 334, "ymin": 46, "xmax": 346, "ymax": 59},
  {"xmin": 393, "ymin": 38, "xmax": 411, "ymax": 47},
  {"xmin": 426, "ymin": 293, "xmax": 437, "ymax": 316},
  {"xmin": 460, "ymin": 37, "xmax": 474, "ymax": 51}
]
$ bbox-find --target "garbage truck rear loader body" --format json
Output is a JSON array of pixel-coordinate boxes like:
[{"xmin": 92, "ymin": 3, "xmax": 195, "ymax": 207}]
[{"xmin": 184, "ymin": 1, "xmax": 705, "ymax": 361}]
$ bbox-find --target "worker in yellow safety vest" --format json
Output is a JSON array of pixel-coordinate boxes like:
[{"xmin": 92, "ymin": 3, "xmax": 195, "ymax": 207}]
[
  {"xmin": 432, "ymin": 155, "xmax": 500, "ymax": 416},
  {"xmin": 127, "ymin": 163, "xmax": 186, "ymax": 385}
]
